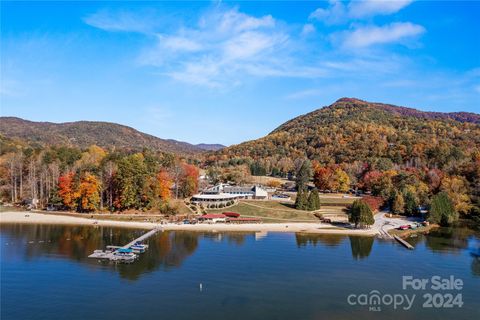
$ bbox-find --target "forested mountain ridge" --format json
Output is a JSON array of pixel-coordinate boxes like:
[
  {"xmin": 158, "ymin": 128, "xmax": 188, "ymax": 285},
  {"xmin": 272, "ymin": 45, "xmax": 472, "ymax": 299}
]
[
  {"xmin": 0, "ymin": 117, "xmax": 205, "ymax": 155},
  {"xmin": 218, "ymin": 98, "xmax": 480, "ymax": 167},
  {"xmin": 211, "ymin": 98, "xmax": 480, "ymax": 220},
  {"xmin": 194, "ymin": 143, "xmax": 226, "ymax": 151},
  {"xmin": 273, "ymin": 98, "xmax": 480, "ymax": 135}
]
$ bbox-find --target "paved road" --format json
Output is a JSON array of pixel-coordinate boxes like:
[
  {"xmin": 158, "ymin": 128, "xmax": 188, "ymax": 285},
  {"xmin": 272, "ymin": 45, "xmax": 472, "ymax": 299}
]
[{"xmin": 373, "ymin": 211, "xmax": 422, "ymax": 237}]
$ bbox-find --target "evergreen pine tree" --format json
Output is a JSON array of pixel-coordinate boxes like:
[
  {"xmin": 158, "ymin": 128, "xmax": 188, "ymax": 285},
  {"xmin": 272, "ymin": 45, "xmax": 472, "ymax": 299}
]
[
  {"xmin": 403, "ymin": 191, "xmax": 419, "ymax": 216},
  {"xmin": 429, "ymin": 192, "xmax": 458, "ymax": 226},
  {"xmin": 349, "ymin": 200, "xmax": 374, "ymax": 228},
  {"xmin": 295, "ymin": 160, "xmax": 312, "ymax": 191},
  {"xmin": 295, "ymin": 189, "xmax": 308, "ymax": 210},
  {"xmin": 392, "ymin": 191, "xmax": 405, "ymax": 215},
  {"xmin": 307, "ymin": 189, "xmax": 321, "ymax": 211}
]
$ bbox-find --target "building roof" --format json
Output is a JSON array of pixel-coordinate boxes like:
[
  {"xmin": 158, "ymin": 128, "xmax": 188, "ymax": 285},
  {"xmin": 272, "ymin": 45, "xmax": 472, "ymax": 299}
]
[
  {"xmin": 223, "ymin": 186, "xmax": 254, "ymax": 193},
  {"xmin": 191, "ymin": 193, "xmax": 238, "ymax": 200},
  {"xmin": 223, "ymin": 212, "xmax": 240, "ymax": 218},
  {"xmin": 199, "ymin": 214, "xmax": 226, "ymax": 219},
  {"xmin": 253, "ymin": 185, "xmax": 268, "ymax": 197}
]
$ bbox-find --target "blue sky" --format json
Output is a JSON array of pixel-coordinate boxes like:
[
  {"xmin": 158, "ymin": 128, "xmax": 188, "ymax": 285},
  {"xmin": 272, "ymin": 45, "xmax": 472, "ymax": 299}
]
[{"xmin": 1, "ymin": 1, "xmax": 479, "ymax": 145}]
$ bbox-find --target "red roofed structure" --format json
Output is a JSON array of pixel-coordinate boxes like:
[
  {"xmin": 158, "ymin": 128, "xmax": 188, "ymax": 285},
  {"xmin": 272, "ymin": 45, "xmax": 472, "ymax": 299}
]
[{"xmin": 222, "ymin": 212, "xmax": 240, "ymax": 218}]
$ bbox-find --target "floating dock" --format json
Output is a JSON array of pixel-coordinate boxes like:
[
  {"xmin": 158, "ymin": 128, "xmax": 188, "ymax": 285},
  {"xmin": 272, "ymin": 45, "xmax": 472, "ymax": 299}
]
[
  {"xmin": 88, "ymin": 227, "xmax": 160, "ymax": 263},
  {"xmin": 394, "ymin": 235, "xmax": 414, "ymax": 250},
  {"xmin": 121, "ymin": 228, "xmax": 158, "ymax": 249}
]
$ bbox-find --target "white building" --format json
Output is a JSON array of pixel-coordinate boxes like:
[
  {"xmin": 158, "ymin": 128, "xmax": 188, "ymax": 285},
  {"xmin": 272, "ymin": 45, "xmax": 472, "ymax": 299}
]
[{"xmin": 191, "ymin": 184, "xmax": 268, "ymax": 204}]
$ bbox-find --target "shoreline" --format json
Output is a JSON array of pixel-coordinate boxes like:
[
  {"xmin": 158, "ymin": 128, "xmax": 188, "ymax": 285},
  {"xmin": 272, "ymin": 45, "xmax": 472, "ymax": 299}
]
[{"xmin": 0, "ymin": 211, "xmax": 378, "ymax": 236}]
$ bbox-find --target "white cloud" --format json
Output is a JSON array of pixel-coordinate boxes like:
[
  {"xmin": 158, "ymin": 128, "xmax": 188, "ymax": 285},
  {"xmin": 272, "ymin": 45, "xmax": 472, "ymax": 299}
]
[
  {"xmin": 310, "ymin": 0, "xmax": 414, "ymax": 24},
  {"xmin": 132, "ymin": 7, "xmax": 304, "ymax": 86},
  {"xmin": 349, "ymin": 0, "xmax": 413, "ymax": 18},
  {"xmin": 84, "ymin": 4, "xmax": 425, "ymax": 88},
  {"xmin": 301, "ymin": 24, "xmax": 316, "ymax": 36},
  {"xmin": 223, "ymin": 31, "xmax": 288, "ymax": 60},
  {"xmin": 309, "ymin": 1, "xmax": 347, "ymax": 25},
  {"xmin": 83, "ymin": 10, "xmax": 157, "ymax": 33},
  {"xmin": 208, "ymin": 8, "xmax": 276, "ymax": 33},
  {"xmin": 160, "ymin": 35, "xmax": 203, "ymax": 52},
  {"xmin": 340, "ymin": 22, "xmax": 425, "ymax": 48}
]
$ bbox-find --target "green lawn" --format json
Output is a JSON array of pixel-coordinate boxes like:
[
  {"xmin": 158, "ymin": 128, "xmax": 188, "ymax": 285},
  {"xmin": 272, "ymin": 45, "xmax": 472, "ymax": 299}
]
[
  {"xmin": 318, "ymin": 196, "xmax": 357, "ymax": 205},
  {"xmin": 206, "ymin": 201, "xmax": 319, "ymax": 222}
]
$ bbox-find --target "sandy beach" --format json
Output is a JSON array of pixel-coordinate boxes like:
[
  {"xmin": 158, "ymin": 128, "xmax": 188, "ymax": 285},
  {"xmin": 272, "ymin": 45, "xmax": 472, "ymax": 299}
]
[{"xmin": 0, "ymin": 210, "xmax": 383, "ymax": 235}]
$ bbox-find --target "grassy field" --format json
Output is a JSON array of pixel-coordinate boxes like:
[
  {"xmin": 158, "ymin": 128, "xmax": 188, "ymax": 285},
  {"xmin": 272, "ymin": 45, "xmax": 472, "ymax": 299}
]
[
  {"xmin": 204, "ymin": 198, "xmax": 351, "ymax": 222},
  {"xmin": 247, "ymin": 176, "xmax": 287, "ymax": 185},
  {"xmin": 318, "ymin": 195, "xmax": 358, "ymax": 205},
  {"xmin": 206, "ymin": 201, "xmax": 318, "ymax": 222}
]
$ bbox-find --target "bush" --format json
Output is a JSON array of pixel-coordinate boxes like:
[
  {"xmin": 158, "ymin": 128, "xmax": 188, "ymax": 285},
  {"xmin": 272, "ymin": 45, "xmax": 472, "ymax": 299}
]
[{"xmin": 158, "ymin": 201, "xmax": 179, "ymax": 215}]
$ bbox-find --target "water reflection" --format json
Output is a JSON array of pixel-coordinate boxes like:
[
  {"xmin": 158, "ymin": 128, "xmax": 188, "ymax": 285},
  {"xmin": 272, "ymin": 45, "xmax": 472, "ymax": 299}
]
[
  {"xmin": 472, "ymin": 257, "xmax": 480, "ymax": 277},
  {"xmin": 349, "ymin": 236, "xmax": 374, "ymax": 260},
  {"xmin": 422, "ymin": 225, "xmax": 477, "ymax": 254},
  {"xmin": 295, "ymin": 233, "xmax": 347, "ymax": 248},
  {"xmin": 295, "ymin": 233, "xmax": 374, "ymax": 259},
  {"xmin": 0, "ymin": 224, "xmax": 252, "ymax": 281},
  {"xmin": 2, "ymin": 223, "xmax": 480, "ymax": 280}
]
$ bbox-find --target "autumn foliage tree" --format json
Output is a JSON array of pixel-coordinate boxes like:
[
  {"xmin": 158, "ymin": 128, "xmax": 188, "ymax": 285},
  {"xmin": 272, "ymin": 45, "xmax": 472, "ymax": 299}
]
[
  {"xmin": 77, "ymin": 173, "xmax": 101, "ymax": 212},
  {"xmin": 157, "ymin": 170, "xmax": 173, "ymax": 200},
  {"xmin": 313, "ymin": 164, "xmax": 350, "ymax": 193},
  {"xmin": 362, "ymin": 196, "xmax": 384, "ymax": 212},
  {"xmin": 313, "ymin": 165, "xmax": 333, "ymax": 191},
  {"xmin": 58, "ymin": 172, "xmax": 78, "ymax": 210},
  {"xmin": 179, "ymin": 163, "xmax": 199, "ymax": 197}
]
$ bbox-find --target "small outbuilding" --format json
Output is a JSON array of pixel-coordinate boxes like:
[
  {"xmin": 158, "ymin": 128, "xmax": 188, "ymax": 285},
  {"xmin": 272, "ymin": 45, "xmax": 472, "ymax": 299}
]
[{"xmin": 197, "ymin": 214, "xmax": 227, "ymax": 223}]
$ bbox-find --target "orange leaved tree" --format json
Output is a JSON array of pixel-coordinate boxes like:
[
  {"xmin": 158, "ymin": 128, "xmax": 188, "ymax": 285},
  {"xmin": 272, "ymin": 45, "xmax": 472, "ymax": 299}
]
[
  {"xmin": 58, "ymin": 172, "xmax": 78, "ymax": 210},
  {"xmin": 157, "ymin": 170, "xmax": 173, "ymax": 200},
  {"xmin": 77, "ymin": 173, "xmax": 101, "ymax": 212}
]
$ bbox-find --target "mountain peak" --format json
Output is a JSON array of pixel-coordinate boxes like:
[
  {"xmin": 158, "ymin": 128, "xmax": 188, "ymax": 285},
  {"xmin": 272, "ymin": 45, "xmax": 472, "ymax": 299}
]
[
  {"xmin": 328, "ymin": 98, "xmax": 480, "ymax": 124},
  {"xmin": 334, "ymin": 97, "xmax": 368, "ymax": 105},
  {"xmin": 0, "ymin": 117, "xmax": 206, "ymax": 154}
]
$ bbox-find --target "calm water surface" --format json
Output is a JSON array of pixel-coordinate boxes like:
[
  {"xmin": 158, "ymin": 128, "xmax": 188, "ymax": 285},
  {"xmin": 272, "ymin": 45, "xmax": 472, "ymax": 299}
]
[{"xmin": 1, "ymin": 224, "xmax": 479, "ymax": 320}]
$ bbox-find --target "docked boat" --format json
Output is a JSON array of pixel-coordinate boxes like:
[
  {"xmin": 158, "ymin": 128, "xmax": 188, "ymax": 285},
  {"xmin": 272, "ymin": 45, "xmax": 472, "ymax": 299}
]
[
  {"xmin": 130, "ymin": 242, "xmax": 148, "ymax": 253},
  {"xmin": 112, "ymin": 248, "xmax": 137, "ymax": 263}
]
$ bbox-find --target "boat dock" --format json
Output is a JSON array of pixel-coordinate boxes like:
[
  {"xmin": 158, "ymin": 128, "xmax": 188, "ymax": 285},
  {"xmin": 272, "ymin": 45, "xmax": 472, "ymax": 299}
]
[
  {"xmin": 88, "ymin": 227, "xmax": 160, "ymax": 262},
  {"xmin": 122, "ymin": 228, "xmax": 158, "ymax": 249},
  {"xmin": 394, "ymin": 235, "xmax": 414, "ymax": 250}
]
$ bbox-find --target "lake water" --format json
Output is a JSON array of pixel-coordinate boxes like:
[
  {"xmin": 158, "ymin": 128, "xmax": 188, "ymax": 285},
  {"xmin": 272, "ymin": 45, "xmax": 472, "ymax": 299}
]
[{"xmin": 1, "ymin": 223, "xmax": 479, "ymax": 320}]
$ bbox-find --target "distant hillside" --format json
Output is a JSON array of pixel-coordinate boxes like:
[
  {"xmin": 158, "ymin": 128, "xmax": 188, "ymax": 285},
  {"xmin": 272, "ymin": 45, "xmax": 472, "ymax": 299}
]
[
  {"xmin": 0, "ymin": 117, "xmax": 204, "ymax": 154},
  {"xmin": 218, "ymin": 98, "xmax": 480, "ymax": 167},
  {"xmin": 195, "ymin": 143, "xmax": 226, "ymax": 151}
]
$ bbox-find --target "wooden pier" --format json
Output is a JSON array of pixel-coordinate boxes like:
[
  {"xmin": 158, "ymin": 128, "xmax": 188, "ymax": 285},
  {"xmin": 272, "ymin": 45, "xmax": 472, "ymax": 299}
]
[
  {"xmin": 88, "ymin": 227, "xmax": 161, "ymax": 262},
  {"xmin": 122, "ymin": 228, "xmax": 158, "ymax": 249},
  {"xmin": 394, "ymin": 235, "xmax": 414, "ymax": 250}
]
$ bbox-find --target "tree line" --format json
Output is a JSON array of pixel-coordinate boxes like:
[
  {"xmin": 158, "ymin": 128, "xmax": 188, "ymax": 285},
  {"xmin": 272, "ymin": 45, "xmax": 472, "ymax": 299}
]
[{"xmin": 0, "ymin": 143, "xmax": 199, "ymax": 214}]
